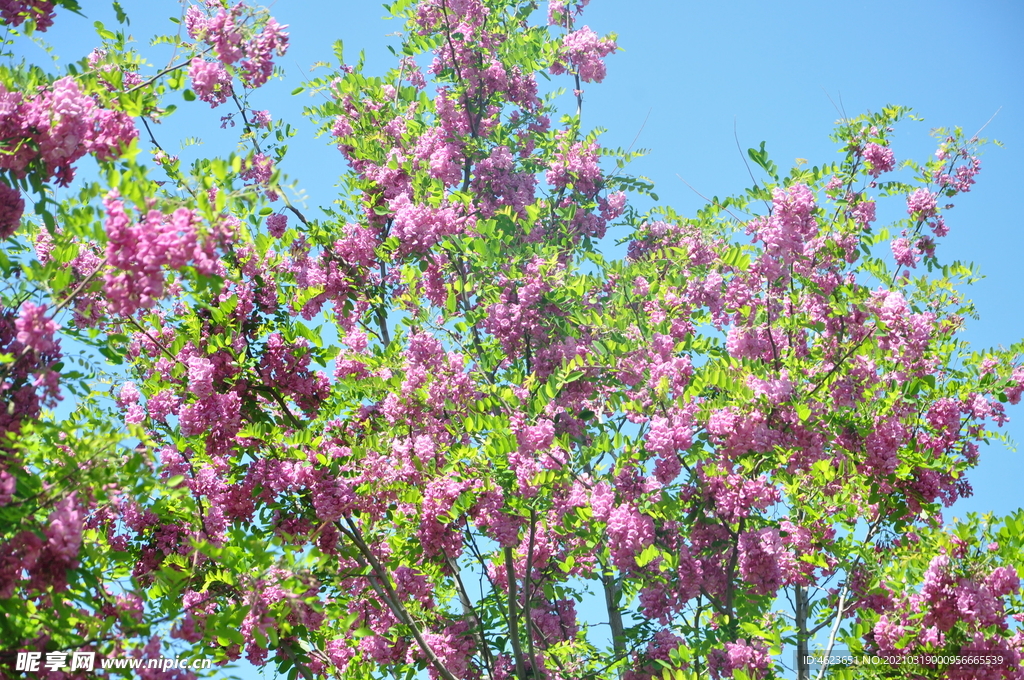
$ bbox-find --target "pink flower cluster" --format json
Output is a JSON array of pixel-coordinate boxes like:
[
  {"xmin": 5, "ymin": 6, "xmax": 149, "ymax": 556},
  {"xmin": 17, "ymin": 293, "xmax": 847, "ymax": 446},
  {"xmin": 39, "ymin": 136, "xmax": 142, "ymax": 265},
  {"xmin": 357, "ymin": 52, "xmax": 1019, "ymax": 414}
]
[
  {"xmin": 738, "ymin": 528, "xmax": 784, "ymax": 595},
  {"xmin": 0, "ymin": 180, "xmax": 24, "ymax": 238},
  {"xmin": 0, "ymin": 0, "xmax": 55, "ymax": 31},
  {"xmin": 934, "ymin": 140, "xmax": 982, "ymax": 194},
  {"xmin": 708, "ymin": 640, "xmax": 771, "ymax": 680},
  {"xmin": 184, "ymin": 3, "xmax": 289, "ymax": 99},
  {"xmin": 15, "ymin": 301, "xmax": 59, "ymax": 355},
  {"xmin": 906, "ymin": 188, "xmax": 938, "ymax": 219},
  {"xmin": 606, "ymin": 503, "xmax": 655, "ymax": 571},
  {"xmin": 0, "ymin": 77, "xmax": 137, "ymax": 193},
  {"xmin": 0, "ymin": 306, "xmax": 61, "ymax": 440},
  {"xmin": 868, "ymin": 552, "xmax": 1023, "ymax": 675},
  {"xmin": 471, "ymin": 145, "xmax": 537, "ymax": 218},
  {"xmin": 547, "ymin": 0, "xmax": 591, "ymax": 27},
  {"xmin": 0, "ymin": 495, "xmax": 82, "ymax": 596},
  {"xmin": 102, "ymin": 192, "xmax": 219, "ymax": 315},
  {"xmin": 257, "ymin": 333, "xmax": 331, "ymax": 417},
  {"xmin": 413, "ymin": 622, "xmax": 475, "ymax": 680},
  {"xmin": 909, "ymin": 555, "xmax": 1018, "ymax": 633},
  {"xmin": 863, "ymin": 142, "xmax": 895, "ymax": 177},
  {"xmin": 891, "ymin": 236, "xmax": 918, "ymax": 268},
  {"xmin": 546, "ymin": 132, "xmax": 604, "ymax": 206},
  {"xmin": 189, "ymin": 57, "xmax": 232, "ymax": 107},
  {"xmin": 623, "ymin": 629, "xmax": 684, "ymax": 680},
  {"xmin": 388, "ymin": 192, "xmax": 468, "ymax": 254},
  {"xmin": 240, "ymin": 18, "xmax": 288, "ymax": 88},
  {"xmin": 550, "ymin": 26, "xmax": 617, "ymax": 83},
  {"xmin": 749, "ymin": 183, "xmax": 819, "ymax": 279},
  {"xmin": 702, "ymin": 469, "xmax": 780, "ymax": 524},
  {"xmin": 266, "ymin": 213, "xmax": 287, "ymax": 238},
  {"xmin": 240, "ymin": 152, "xmax": 277, "ymax": 200},
  {"xmin": 645, "ymin": 410, "xmax": 693, "ymax": 484}
]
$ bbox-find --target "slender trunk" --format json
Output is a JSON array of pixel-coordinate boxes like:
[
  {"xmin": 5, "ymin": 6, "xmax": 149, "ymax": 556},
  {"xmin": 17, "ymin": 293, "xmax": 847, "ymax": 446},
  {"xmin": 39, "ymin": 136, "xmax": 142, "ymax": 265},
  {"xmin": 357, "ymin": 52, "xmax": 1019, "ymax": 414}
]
[
  {"xmin": 796, "ymin": 584, "xmax": 810, "ymax": 680},
  {"xmin": 524, "ymin": 511, "xmax": 541, "ymax": 678},
  {"xmin": 601, "ymin": 570, "xmax": 626, "ymax": 676},
  {"xmin": 504, "ymin": 547, "xmax": 528, "ymax": 680}
]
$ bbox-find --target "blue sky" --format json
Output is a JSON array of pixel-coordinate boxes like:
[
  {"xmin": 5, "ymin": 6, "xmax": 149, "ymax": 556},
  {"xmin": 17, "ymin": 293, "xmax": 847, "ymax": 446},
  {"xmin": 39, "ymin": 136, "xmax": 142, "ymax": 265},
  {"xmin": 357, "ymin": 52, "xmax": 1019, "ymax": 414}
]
[{"xmin": 12, "ymin": 0, "xmax": 1024, "ymax": 677}]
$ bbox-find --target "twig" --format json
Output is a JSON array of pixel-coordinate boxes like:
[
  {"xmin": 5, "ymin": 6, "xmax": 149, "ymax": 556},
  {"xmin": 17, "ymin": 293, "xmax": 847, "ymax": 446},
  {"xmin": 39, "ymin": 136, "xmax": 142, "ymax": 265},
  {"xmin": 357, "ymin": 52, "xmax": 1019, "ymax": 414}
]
[
  {"xmin": 337, "ymin": 518, "xmax": 459, "ymax": 680},
  {"xmin": 53, "ymin": 256, "xmax": 108, "ymax": 313},
  {"xmin": 971, "ymin": 106, "xmax": 1001, "ymax": 141},
  {"xmin": 125, "ymin": 47, "xmax": 213, "ymax": 94},
  {"xmin": 504, "ymin": 547, "xmax": 529, "ymax": 680},
  {"xmin": 523, "ymin": 510, "xmax": 541, "ymax": 678}
]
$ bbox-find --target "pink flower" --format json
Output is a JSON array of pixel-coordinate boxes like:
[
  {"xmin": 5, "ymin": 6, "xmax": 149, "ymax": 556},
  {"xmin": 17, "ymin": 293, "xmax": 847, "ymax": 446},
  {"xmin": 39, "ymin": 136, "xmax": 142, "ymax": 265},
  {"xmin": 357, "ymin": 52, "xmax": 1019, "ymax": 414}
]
[
  {"xmin": 709, "ymin": 640, "xmax": 771, "ymax": 680},
  {"xmin": 147, "ymin": 389, "xmax": 180, "ymax": 423},
  {"xmin": 0, "ymin": 0, "xmax": 56, "ymax": 31},
  {"xmin": 206, "ymin": 7, "xmax": 244, "ymax": 65},
  {"xmin": 189, "ymin": 58, "xmax": 232, "ymax": 107},
  {"xmin": 850, "ymin": 199, "xmax": 876, "ymax": 229},
  {"xmin": 748, "ymin": 183, "xmax": 819, "ymax": 276},
  {"xmin": 45, "ymin": 495, "xmax": 82, "ymax": 562},
  {"xmin": 266, "ymin": 213, "xmax": 287, "ymax": 238},
  {"xmin": 184, "ymin": 5, "xmax": 206, "ymax": 39},
  {"xmin": 117, "ymin": 380, "xmax": 141, "ymax": 407},
  {"xmin": 546, "ymin": 132, "xmax": 603, "ymax": 195},
  {"xmin": 102, "ymin": 193, "xmax": 217, "ymax": 315},
  {"xmin": 738, "ymin": 528, "xmax": 784, "ymax": 595},
  {"xmin": 986, "ymin": 566, "xmax": 1019, "ymax": 597},
  {"xmin": 240, "ymin": 18, "xmax": 289, "ymax": 88},
  {"xmin": 551, "ymin": 26, "xmax": 617, "ymax": 83},
  {"xmin": 15, "ymin": 302, "xmax": 59, "ymax": 354},
  {"xmin": 518, "ymin": 419, "xmax": 555, "ymax": 453},
  {"xmin": 0, "ymin": 181, "xmax": 24, "ymax": 238},
  {"xmin": 251, "ymin": 109, "xmax": 272, "ymax": 127},
  {"xmin": 863, "ymin": 142, "xmax": 895, "ymax": 177},
  {"xmin": 891, "ymin": 237, "xmax": 916, "ymax": 268},
  {"xmin": 241, "ymin": 153, "xmax": 278, "ymax": 199},
  {"xmin": 906, "ymin": 188, "xmax": 938, "ymax": 219},
  {"xmin": 187, "ymin": 356, "xmax": 216, "ymax": 399},
  {"xmin": 0, "ymin": 77, "xmax": 136, "ymax": 186},
  {"xmin": 606, "ymin": 504, "xmax": 654, "ymax": 571}
]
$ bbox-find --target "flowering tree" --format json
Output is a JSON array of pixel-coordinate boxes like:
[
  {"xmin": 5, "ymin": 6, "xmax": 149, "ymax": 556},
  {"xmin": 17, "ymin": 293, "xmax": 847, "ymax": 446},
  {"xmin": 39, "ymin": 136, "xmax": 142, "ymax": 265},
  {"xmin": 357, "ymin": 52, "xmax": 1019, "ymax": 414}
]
[{"xmin": 0, "ymin": 1, "xmax": 1022, "ymax": 679}]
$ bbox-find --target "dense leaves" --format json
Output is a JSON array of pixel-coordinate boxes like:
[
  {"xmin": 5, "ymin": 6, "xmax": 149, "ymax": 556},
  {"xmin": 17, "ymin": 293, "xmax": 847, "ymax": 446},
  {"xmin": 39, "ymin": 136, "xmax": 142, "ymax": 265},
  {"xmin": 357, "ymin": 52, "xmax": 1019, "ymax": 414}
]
[{"xmin": 0, "ymin": 1, "xmax": 1021, "ymax": 679}]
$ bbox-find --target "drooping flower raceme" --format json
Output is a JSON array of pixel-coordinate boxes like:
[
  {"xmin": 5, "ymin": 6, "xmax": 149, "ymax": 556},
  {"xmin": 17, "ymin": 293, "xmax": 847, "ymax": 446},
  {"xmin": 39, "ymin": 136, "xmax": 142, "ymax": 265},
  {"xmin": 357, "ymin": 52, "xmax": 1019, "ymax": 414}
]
[{"xmin": 550, "ymin": 26, "xmax": 617, "ymax": 83}]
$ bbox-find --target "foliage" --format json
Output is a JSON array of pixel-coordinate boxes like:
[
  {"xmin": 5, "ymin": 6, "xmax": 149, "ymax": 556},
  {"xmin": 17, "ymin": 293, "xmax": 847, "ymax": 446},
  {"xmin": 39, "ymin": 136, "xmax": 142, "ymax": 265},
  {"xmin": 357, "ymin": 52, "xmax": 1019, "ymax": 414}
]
[{"xmin": 0, "ymin": 1, "xmax": 1021, "ymax": 679}]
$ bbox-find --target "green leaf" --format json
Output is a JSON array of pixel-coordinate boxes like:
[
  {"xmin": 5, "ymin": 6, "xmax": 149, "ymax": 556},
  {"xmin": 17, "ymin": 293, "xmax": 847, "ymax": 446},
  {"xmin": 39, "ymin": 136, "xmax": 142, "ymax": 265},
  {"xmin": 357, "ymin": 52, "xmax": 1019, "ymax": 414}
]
[{"xmin": 112, "ymin": 1, "xmax": 129, "ymax": 24}]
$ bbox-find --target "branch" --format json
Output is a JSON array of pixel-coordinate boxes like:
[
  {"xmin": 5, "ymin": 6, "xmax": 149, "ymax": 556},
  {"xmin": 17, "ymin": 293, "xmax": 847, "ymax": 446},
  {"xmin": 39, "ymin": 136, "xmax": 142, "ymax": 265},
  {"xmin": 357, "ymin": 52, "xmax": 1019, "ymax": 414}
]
[
  {"xmin": 337, "ymin": 519, "xmax": 459, "ymax": 680},
  {"xmin": 250, "ymin": 384, "xmax": 303, "ymax": 430},
  {"xmin": 504, "ymin": 546, "xmax": 529, "ymax": 680},
  {"xmin": 814, "ymin": 585, "xmax": 849, "ymax": 680},
  {"xmin": 523, "ymin": 510, "xmax": 541, "ymax": 679},
  {"xmin": 446, "ymin": 554, "xmax": 495, "ymax": 680},
  {"xmin": 52, "ymin": 255, "xmax": 108, "ymax": 313},
  {"xmin": 125, "ymin": 46, "xmax": 213, "ymax": 94},
  {"xmin": 599, "ymin": 562, "xmax": 626, "ymax": 676}
]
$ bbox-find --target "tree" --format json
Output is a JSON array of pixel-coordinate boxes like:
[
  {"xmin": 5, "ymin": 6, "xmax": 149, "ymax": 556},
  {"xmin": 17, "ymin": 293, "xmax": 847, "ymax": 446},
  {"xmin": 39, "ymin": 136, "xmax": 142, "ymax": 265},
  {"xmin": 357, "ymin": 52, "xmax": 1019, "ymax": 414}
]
[{"xmin": 0, "ymin": 1, "xmax": 1021, "ymax": 679}]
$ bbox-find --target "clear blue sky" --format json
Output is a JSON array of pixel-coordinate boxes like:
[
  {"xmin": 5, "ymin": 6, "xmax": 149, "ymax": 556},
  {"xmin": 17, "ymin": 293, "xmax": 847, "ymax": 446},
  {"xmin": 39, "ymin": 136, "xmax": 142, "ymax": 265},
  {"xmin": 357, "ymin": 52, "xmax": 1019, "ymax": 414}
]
[{"xmin": 13, "ymin": 0, "xmax": 1024, "ymax": 677}]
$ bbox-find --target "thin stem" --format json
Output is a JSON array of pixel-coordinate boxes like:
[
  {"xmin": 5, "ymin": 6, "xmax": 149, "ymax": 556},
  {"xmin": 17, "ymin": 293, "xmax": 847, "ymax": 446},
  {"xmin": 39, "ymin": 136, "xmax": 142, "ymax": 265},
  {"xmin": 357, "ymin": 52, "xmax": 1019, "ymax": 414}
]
[
  {"xmin": 446, "ymin": 554, "xmax": 495, "ymax": 680},
  {"xmin": 814, "ymin": 586, "xmax": 849, "ymax": 680},
  {"xmin": 52, "ymin": 256, "xmax": 108, "ymax": 313},
  {"xmin": 600, "ymin": 562, "xmax": 626, "ymax": 677},
  {"xmin": 338, "ymin": 518, "xmax": 459, "ymax": 680},
  {"xmin": 504, "ymin": 546, "xmax": 529, "ymax": 680},
  {"xmin": 523, "ymin": 510, "xmax": 541, "ymax": 678},
  {"xmin": 125, "ymin": 47, "xmax": 213, "ymax": 94}
]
